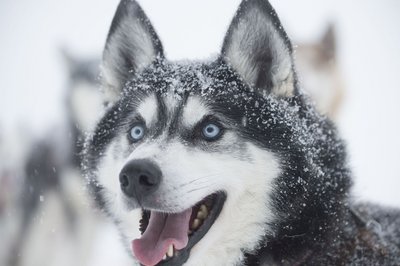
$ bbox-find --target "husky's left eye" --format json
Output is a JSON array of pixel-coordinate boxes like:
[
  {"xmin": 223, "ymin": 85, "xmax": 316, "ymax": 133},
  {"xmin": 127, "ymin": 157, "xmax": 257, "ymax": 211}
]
[
  {"xmin": 129, "ymin": 124, "xmax": 146, "ymax": 142},
  {"xmin": 202, "ymin": 123, "xmax": 221, "ymax": 141}
]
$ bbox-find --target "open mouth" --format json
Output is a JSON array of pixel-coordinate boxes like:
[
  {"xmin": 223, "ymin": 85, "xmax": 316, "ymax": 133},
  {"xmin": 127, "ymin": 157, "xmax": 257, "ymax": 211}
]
[{"xmin": 132, "ymin": 192, "xmax": 226, "ymax": 266}]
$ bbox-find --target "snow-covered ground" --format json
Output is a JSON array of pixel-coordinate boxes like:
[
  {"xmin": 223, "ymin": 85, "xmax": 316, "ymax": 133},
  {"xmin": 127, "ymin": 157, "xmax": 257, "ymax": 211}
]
[{"xmin": 0, "ymin": 0, "xmax": 399, "ymax": 264}]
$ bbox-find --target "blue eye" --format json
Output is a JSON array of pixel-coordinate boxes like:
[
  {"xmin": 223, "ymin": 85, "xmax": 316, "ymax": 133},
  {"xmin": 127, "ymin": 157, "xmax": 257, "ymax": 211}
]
[
  {"xmin": 129, "ymin": 124, "xmax": 145, "ymax": 142},
  {"xmin": 202, "ymin": 123, "xmax": 221, "ymax": 140}
]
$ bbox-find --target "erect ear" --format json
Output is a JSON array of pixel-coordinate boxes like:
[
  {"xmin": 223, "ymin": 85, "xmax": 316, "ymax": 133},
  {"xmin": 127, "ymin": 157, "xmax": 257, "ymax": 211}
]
[
  {"xmin": 221, "ymin": 0, "xmax": 296, "ymax": 97},
  {"xmin": 102, "ymin": 0, "xmax": 163, "ymax": 100},
  {"xmin": 321, "ymin": 24, "xmax": 336, "ymax": 60}
]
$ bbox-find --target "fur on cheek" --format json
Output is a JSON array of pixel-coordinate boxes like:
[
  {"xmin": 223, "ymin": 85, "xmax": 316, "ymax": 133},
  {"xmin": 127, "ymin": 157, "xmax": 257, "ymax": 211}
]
[
  {"xmin": 95, "ymin": 144, "xmax": 143, "ymax": 258},
  {"xmin": 182, "ymin": 144, "xmax": 281, "ymax": 266}
]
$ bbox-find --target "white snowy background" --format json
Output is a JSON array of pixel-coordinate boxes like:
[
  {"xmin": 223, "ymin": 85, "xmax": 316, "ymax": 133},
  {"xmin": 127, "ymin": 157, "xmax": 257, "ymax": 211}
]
[
  {"xmin": 1, "ymin": 0, "xmax": 399, "ymax": 205},
  {"xmin": 0, "ymin": 0, "xmax": 399, "ymax": 264}
]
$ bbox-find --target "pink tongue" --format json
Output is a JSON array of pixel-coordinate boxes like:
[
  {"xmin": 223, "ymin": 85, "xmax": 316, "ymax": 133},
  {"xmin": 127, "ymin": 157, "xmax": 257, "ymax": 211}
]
[{"xmin": 132, "ymin": 209, "xmax": 192, "ymax": 266}]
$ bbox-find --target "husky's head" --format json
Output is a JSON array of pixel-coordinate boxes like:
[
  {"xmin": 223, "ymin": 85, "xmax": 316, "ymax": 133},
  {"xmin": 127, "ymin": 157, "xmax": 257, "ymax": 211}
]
[{"xmin": 84, "ymin": 0, "xmax": 350, "ymax": 265}]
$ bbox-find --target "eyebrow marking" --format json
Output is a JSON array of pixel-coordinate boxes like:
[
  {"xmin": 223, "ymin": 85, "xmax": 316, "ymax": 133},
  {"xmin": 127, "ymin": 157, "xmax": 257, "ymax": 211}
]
[
  {"xmin": 182, "ymin": 97, "xmax": 209, "ymax": 128},
  {"xmin": 137, "ymin": 94, "xmax": 158, "ymax": 126}
]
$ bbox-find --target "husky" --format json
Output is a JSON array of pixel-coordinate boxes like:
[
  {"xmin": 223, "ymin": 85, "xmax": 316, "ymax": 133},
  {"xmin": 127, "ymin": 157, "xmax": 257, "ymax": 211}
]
[
  {"xmin": 295, "ymin": 24, "xmax": 344, "ymax": 119},
  {"xmin": 1, "ymin": 52, "xmax": 104, "ymax": 266},
  {"xmin": 61, "ymin": 48, "xmax": 104, "ymax": 166},
  {"xmin": 83, "ymin": 0, "xmax": 400, "ymax": 265}
]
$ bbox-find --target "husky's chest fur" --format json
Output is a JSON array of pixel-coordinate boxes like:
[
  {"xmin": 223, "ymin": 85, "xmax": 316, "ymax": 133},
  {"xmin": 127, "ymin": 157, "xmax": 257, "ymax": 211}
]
[{"xmin": 83, "ymin": 0, "xmax": 400, "ymax": 265}]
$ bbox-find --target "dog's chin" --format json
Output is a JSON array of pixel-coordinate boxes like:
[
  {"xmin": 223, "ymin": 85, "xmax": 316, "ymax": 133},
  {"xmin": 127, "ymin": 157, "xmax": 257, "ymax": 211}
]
[{"xmin": 129, "ymin": 192, "xmax": 226, "ymax": 266}]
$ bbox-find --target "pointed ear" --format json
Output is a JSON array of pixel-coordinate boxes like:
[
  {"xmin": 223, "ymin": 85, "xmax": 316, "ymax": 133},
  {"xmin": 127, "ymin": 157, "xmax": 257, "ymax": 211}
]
[
  {"xmin": 221, "ymin": 0, "xmax": 296, "ymax": 97},
  {"xmin": 102, "ymin": 0, "xmax": 163, "ymax": 99},
  {"xmin": 321, "ymin": 24, "xmax": 336, "ymax": 60}
]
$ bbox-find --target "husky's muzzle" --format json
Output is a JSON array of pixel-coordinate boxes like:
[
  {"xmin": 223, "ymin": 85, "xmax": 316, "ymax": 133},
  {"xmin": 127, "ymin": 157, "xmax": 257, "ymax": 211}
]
[{"xmin": 118, "ymin": 159, "xmax": 226, "ymax": 266}]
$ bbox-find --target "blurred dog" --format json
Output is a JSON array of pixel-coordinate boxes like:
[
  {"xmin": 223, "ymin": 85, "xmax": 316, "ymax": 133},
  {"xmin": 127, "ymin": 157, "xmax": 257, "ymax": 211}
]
[
  {"xmin": 1, "ymin": 52, "xmax": 104, "ymax": 266},
  {"xmin": 296, "ymin": 24, "xmax": 344, "ymax": 119}
]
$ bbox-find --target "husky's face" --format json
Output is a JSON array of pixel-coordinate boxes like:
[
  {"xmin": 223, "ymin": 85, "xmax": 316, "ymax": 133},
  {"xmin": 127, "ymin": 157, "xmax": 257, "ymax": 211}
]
[
  {"xmin": 84, "ymin": 1, "xmax": 349, "ymax": 265},
  {"xmin": 87, "ymin": 61, "xmax": 285, "ymax": 265}
]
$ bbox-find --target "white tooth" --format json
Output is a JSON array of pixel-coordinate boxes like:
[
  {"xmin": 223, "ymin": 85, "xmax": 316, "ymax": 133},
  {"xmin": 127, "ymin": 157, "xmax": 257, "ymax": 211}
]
[
  {"xmin": 163, "ymin": 254, "xmax": 167, "ymax": 260},
  {"xmin": 192, "ymin": 218, "xmax": 201, "ymax": 230},
  {"xmin": 200, "ymin": 205, "xmax": 209, "ymax": 217},
  {"xmin": 197, "ymin": 205, "xmax": 209, "ymax": 219},
  {"xmin": 167, "ymin": 244, "xmax": 174, "ymax": 257},
  {"xmin": 197, "ymin": 210, "xmax": 206, "ymax": 219}
]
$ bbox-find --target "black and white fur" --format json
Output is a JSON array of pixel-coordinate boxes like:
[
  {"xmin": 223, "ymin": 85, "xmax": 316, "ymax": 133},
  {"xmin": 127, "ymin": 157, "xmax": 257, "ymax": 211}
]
[{"xmin": 83, "ymin": 0, "xmax": 400, "ymax": 265}]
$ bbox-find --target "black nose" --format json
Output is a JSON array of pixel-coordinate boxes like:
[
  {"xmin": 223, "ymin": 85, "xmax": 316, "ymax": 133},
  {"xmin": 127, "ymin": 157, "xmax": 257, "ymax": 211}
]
[{"xmin": 119, "ymin": 159, "xmax": 162, "ymax": 200}]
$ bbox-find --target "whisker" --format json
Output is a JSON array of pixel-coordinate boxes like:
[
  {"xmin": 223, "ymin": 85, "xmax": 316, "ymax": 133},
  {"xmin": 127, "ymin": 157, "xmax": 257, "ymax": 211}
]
[
  {"xmin": 184, "ymin": 184, "xmax": 217, "ymax": 194},
  {"xmin": 174, "ymin": 173, "xmax": 224, "ymax": 189}
]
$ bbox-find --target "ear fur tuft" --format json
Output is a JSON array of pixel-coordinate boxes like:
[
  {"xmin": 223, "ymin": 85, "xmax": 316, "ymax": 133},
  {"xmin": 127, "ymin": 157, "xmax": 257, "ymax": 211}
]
[
  {"xmin": 222, "ymin": 0, "xmax": 296, "ymax": 96},
  {"xmin": 102, "ymin": 0, "xmax": 164, "ymax": 101}
]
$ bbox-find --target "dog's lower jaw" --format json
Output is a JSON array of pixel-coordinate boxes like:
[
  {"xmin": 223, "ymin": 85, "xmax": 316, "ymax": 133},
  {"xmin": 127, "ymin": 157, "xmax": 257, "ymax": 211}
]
[
  {"xmin": 181, "ymin": 223, "xmax": 270, "ymax": 266},
  {"xmin": 181, "ymin": 196, "xmax": 274, "ymax": 266},
  {"xmin": 119, "ymin": 192, "xmax": 273, "ymax": 266},
  {"xmin": 180, "ymin": 147, "xmax": 279, "ymax": 266}
]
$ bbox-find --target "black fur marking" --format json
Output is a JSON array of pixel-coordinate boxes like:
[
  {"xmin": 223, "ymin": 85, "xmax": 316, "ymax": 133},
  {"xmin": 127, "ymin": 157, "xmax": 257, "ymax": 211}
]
[
  {"xmin": 166, "ymin": 92, "xmax": 189, "ymax": 138},
  {"xmin": 153, "ymin": 92, "xmax": 169, "ymax": 139}
]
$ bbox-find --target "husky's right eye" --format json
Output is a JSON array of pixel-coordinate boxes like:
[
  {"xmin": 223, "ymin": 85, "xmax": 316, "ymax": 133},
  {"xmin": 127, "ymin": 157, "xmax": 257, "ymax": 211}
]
[
  {"xmin": 202, "ymin": 123, "xmax": 222, "ymax": 141},
  {"xmin": 129, "ymin": 124, "xmax": 146, "ymax": 142}
]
